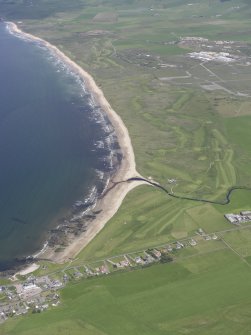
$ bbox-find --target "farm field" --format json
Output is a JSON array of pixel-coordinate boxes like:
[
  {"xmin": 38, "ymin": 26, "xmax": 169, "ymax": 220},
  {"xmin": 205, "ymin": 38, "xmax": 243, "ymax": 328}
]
[
  {"xmin": 2, "ymin": 0, "xmax": 251, "ymax": 198},
  {"xmin": 0, "ymin": 0, "xmax": 251, "ymax": 333},
  {"xmin": 2, "ymin": 249, "xmax": 251, "ymax": 335}
]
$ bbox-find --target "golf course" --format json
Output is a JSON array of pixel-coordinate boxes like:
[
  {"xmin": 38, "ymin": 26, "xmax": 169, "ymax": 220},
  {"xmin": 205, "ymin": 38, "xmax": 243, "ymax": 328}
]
[{"xmin": 1, "ymin": 0, "xmax": 251, "ymax": 333}]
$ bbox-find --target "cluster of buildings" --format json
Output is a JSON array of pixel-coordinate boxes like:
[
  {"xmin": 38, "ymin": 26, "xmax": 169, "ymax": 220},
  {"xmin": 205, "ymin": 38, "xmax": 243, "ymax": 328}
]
[
  {"xmin": 188, "ymin": 51, "xmax": 237, "ymax": 63},
  {"xmin": 177, "ymin": 36, "xmax": 248, "ymax": 64},
  {"xmin": 0, "ymin": 275, "xmax": 63, "ymax": 323},
  {"xmin": 90, "ymin": 264, "xmax": 109, "ymax": 275},
  {"xmin": 180, "ymin": 36, "xmax": 209, "ymax": 43},
  {"xmin": 133, "ymin": 251, "xmax": 157, "ymax": 265},
  {"xmin": 0, "ymin": 225, "xmax": 222, "ymax": 324},
  {"xmin": 179, "ymin": 36, "xmax": 239, "ymax": 51},
  {"xmin": 111, "ymin": 258, "xmax": 131, "ymax": 269},
  {"xmin": 79, "ymin": 232, "xmax": 219, "ymax": 276},
  {"xmin": 225, "ymin": 211, "xmax": 251, "ymax": 225},
  {"xmin": 197, "ymin": 228, "xmax": 218, "ymax": 241}
]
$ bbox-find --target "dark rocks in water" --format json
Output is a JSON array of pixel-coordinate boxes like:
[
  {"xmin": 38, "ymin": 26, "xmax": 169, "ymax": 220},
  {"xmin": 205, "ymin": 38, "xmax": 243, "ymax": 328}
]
[
  {"xmin": 93, "ymin": 209, "xmax": 102, "ymax": 215},
  {"xmin": 76, "ymin": 222, "xmax": 85, "ymax": 229},
  {"xmin": 0, "ymin": 24, "xmax": 119, "ymax": 271},
  {"xmin": 111, "ymin": 142, "xmax": 120, "ymax": 150},
  {"xmin": 14, "ymin": 256, "xmax": 33, "ymax": 262},
  {"xmin": 48, "ymin": 234, "xmax": 67, "ymax": 247},
  {"xmin": 50, "ymin": 229, "xmax": 66, "ymax": 234},
  {"xmin": 0, "ymin": 268, "xmax": 16, "ymax": 277},
  {"xmin": 84, "ymin": 214, "xmax": 96, "ymax": 219},
  {"xmin": 73, "ymin": 201, "xmax": 91, "ymax": 209},
  {"xmin": 0, "ymin": 256, "xmax": 35, "ymax": 275},
  {"xmin": 116, "ymin": 152, "xmax": 123, "ymax": 162}
]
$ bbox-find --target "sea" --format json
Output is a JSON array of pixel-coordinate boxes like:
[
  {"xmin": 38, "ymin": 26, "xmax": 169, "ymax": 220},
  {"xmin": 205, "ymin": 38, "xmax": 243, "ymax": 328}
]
[{"xmin": 0, "ymin": 23, "xmax": 118, "ymax": 271}]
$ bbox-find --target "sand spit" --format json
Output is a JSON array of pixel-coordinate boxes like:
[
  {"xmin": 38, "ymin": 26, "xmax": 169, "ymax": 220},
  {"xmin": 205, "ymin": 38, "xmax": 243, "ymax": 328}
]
[
  {"xmin": 11, "ymin": 263, "xmax": 40, "ymax": 280},
  {"xmin": 17, "ymin": 263, "xmax": 40, "ymax": 276},
  {"xmin": 7, "ymin": 22, "xmax": 146, "ymax": 263}
]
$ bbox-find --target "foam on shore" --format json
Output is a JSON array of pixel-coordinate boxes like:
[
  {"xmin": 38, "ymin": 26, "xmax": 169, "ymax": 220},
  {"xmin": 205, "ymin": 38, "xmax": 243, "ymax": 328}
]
[{"xmin": 6, "ymin": 21, "xmax": 145, "ymax": 263}]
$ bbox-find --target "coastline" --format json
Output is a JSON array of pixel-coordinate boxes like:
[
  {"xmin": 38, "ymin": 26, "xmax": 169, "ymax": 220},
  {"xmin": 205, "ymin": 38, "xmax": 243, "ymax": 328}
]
[{"xmin": 6, "ymin": 21, "xmax": 146, "ymax": 266}]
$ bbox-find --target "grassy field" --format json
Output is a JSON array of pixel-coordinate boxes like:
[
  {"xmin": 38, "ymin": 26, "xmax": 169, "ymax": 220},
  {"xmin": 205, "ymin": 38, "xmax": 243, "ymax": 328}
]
[
  {"xmin": 1, "ymin": 0, "xmax": 251, "ymax": 333},
  {"xmin": 74, "ymin": 185, "xmax": 251, "ymax": 264},
  {"xmin": 2, "ymin": 249, "xmax": 251, "ymax": 335},
  {"xmin": 2, "ymin": 0, "xmax": 251, "ymax": 198}
]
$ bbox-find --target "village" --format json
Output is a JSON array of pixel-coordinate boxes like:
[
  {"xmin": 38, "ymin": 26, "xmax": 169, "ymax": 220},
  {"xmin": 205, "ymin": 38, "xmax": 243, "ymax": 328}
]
[
  {"xmin": 0, "ymin": 275, "xmax": 62, "ymax": 321},
  {"xmin": 179, "ymin": 36, "xmax": 248, "ymax": 64},
  {"xmin": 1, "ymin": 209, "xmax": 251, "ymax": 324}
]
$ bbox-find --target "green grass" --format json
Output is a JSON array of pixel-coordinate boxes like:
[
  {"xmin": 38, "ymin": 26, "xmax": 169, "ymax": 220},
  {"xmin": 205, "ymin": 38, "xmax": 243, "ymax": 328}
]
[
  {"xmin": 225, "ymin": 116, "xmax": 251, "ymax": 151},
  {"xmin": 0, "ymin": 0, "xmax": 251, "ymax": 333},
  {"xmin": 7, "ymin": 0, "xmax": 251, "ymax": 200},
  {"xmin": 222, "ymin": 229, "xmax": 251, "ymax": 258},
  {"xmin": 75, "ymin": 186, "xmax": 251, "ymax": 264},
  {"xmin": 77, "ymin": 185, "xmax": 198, "ymax": 261},
  {"xmin": 2, "ymin": 249, "xmax": 251, "ymax": 335}
]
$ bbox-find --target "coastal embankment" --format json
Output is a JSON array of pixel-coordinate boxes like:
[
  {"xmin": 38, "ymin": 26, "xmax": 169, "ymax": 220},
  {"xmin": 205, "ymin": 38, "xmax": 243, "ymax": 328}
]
[{"xmin": 7, "ymin": 21, "xmax": 145, "ymax": 265}]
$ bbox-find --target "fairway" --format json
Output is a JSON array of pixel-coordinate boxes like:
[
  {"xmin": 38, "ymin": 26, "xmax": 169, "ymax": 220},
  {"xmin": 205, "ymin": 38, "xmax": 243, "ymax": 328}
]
[
  {"xmin": 3, "ymin": 0, "xmax": 251, "ymax": 200},
  {"xmin": 0, "ymin": 0, "xmax": 251, "ymax": 334},
  {"xmin": 75, "ymin": 186, "xmax": 251, "ymax": 264}
]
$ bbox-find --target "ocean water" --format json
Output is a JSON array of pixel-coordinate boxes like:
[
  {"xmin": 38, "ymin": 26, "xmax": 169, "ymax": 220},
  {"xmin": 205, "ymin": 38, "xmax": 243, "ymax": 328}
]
[{"xmin": 0, "ymin": 23, "xmax": 116, "ymax": 271}]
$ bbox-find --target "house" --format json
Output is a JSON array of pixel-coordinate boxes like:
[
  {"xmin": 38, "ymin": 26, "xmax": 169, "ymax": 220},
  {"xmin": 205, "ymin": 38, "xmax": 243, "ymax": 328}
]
[
  {"xmin": 135, "ymin": 256, "xmax": 144, "ymax": 264},
  {"xmin": 177, "ymin": 241, "xmax": 184, "ymax": 248},
  {"xmin": 167, "ymin": 245, "xmax": 173, "ymax": 252},
  {"xmin": 152, "ymin": 249, "xmax": 161, "ymax": 259},
  {"xmin": 189, "ymin": 239, "xmax": 197, "ymax": 246},
  {"xmin": 120, "ymin": 260, "xmax": 130, "ymax": 267},
  {"xmin": 99, "ymin": 265, "xmax": 109, "ymax": 274}
]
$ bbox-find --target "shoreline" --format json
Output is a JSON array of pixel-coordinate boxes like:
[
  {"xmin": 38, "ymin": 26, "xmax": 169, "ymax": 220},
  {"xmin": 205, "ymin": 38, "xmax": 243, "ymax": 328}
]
[{"xmin": 6, "ymin": 21, "xmax": 146, "ymax": 267}]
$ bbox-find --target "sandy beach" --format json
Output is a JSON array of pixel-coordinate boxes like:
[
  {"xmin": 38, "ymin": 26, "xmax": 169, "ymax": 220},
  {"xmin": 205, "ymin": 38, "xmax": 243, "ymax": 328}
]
[{"xmin": 7, "ymin": 22, "xmax": 146, "ymax": 264}]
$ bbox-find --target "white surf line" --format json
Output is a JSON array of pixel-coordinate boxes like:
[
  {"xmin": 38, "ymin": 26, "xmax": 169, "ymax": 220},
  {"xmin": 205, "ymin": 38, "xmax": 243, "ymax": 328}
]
[{"xmin": 6, "ymin": 21, "xmax": 147, "ymax": 263}]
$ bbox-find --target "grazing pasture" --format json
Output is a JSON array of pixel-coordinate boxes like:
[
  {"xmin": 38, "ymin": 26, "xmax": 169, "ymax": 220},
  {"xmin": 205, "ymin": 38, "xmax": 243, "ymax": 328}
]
[{"xmin": 1, "ymin": 0, "xmax": 251, "ymax": 333}]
